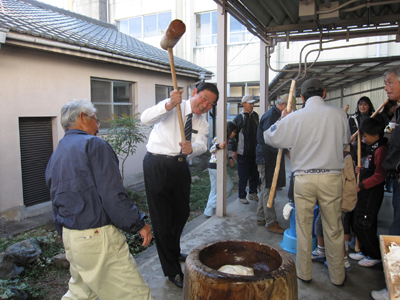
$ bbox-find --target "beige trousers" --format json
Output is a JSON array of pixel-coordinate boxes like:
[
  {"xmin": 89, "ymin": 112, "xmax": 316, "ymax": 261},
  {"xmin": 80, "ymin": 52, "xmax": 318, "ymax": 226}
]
[
  {"xmin": 62, "ymin": 225, "xmax": 152, "ymax": 300},
  {"xmin": 294, "ymin": 174, "xmax": 345, "ymax": 285}
]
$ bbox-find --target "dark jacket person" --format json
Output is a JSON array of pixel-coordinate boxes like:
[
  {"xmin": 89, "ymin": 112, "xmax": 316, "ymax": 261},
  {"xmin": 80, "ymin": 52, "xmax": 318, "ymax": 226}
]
[{"xmin": 46, "ymin": 99, "xmax": 152, "ymax": 300}]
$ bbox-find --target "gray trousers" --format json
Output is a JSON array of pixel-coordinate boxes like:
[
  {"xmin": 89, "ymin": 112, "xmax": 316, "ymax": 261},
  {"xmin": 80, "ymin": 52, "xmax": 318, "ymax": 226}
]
[{"xmin": 256, "ymin": 164, "xmax": 277, "ymax": 227}]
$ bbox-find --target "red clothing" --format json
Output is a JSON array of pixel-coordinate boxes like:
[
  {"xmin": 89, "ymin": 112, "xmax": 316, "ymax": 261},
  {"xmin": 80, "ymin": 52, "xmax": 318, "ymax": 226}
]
[{"xmin": 361, "ymin": 146, "xmax": 388, "ymax": 189}]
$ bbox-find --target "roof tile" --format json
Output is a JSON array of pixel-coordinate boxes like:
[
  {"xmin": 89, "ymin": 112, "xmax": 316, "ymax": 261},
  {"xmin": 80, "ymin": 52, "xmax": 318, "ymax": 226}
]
[{"xmin": 0, "ymin": 0, "xmax": 211, "ymax": 75}]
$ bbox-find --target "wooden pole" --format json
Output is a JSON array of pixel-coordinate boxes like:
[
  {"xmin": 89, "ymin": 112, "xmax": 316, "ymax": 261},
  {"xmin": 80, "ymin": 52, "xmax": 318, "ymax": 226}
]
[
  {"xmin": 167, "ymin": 48, "xmax": 185, "ymax": 142},
  {"xmin": 267, "ymin": 80, "xmax": 296, "ymax": 208}
]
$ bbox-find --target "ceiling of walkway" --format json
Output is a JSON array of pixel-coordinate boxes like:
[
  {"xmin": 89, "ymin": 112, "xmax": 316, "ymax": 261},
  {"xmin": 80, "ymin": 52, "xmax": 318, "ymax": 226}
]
[
  {"xmin": 214, "ymin": 0, "xmax": 400, "ymax": 45},
  {"xmin": 268, "ymin": 55, "xmax": 400, "ymax": 100},
  {"xmin": 214, "ymin": 0, "xmax": 400, "ymax": 98}
]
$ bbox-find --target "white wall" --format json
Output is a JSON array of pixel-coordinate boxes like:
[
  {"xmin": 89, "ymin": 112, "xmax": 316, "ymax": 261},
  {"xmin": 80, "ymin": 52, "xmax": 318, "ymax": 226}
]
[{"xmin": 0, "ymin": 43, "xmax": 195, "ymax": 222}]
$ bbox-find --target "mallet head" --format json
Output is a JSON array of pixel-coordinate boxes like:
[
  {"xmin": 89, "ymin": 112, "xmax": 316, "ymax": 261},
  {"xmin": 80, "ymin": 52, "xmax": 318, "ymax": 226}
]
[{"xmin": 160, "ymin": 19, "xmax": 186, "ymax": 50}]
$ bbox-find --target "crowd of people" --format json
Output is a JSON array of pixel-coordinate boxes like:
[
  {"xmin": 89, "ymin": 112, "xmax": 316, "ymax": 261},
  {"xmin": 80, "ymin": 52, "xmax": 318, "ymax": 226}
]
[{"xmin": 44, "ymin": 66, "xmax": 400, "ymax": 299}]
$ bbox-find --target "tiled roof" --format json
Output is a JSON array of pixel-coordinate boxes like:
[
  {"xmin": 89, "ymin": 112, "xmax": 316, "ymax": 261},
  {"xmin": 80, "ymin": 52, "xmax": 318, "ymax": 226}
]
[{"xmin": 0, "ymin": 0, "xmax": 212, "ymax": 76}]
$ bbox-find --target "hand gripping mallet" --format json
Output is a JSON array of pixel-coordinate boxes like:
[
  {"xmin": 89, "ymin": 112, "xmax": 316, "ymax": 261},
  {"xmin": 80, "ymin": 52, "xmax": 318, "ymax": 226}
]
[
  {"xmin": 267, "ymin": 80, "xmax": 296, "ymax": 208},
  {"xmin": 160, "ymin": 19, "xmax": 187, "ymax": 141}
]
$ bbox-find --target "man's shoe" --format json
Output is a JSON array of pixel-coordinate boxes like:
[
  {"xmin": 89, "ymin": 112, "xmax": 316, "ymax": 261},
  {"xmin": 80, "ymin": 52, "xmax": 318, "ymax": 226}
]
[
  {"xmin": 168, "ymin": 274, "xmax": 184, "ymax": 288},
  {"xmin": 257, "ymin": 220, "xmax": 266, "ymax": 226},
  {"xmin": 239, "ymin": 198, "xmax": 249, "ymax": 204},
  {"xmin": 358, "ymin": 256, "xmax": 381, "ymax": 267},
  {"xmin": 248, "ymin": 193, "xmax": 259, "ymax": 202},
  {"xmin": 349, "ymin": 251, "xmax": 366, "ymax": 261},
  {"xmin": 266, "ymin": 223, "xmax": 285, "ymax": 234},
  {"xmin": 311, "ymin": 248, "xmax": 326, "ymax": 262},
  {"xmin": 178, "ymin": 253, "xmax": 188, "ymax": 262},
  {"xmin": 332, "ymin": 274, "xmax": 347, "ymax": 287},
  {"xmin": 297, "ymin": 276, "xmax": 311, "ymax": 284}
]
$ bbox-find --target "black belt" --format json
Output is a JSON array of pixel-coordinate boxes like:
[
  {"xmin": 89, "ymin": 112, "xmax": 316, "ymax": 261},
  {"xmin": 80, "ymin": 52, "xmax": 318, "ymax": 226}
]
[{"xmin": 148, "ymin": 152, "xmax": 186, "ymax": 162}]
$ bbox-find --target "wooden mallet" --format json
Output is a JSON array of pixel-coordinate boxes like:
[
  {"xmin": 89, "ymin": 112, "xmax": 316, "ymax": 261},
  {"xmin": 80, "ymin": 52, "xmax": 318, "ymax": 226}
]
[
  {"xmin": 267, "ymin": 80, "xmax": 296, "ymax": 208},
  {"xmin": 160, "ymin": 19, "xmax": 187, "ymax": 141}
]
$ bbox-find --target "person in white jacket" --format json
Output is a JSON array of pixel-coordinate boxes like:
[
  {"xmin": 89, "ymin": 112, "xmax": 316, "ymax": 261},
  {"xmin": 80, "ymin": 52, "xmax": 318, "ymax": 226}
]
[{"xmin": 264, "ymin": 78, "xmax": 350, "ymax": 286}]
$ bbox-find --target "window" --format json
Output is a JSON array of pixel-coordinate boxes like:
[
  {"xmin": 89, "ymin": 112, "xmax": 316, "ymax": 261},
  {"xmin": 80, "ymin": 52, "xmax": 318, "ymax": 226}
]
[
  {"xmin": 91, "ymin": 79, "xmax": 134, "ymax": 130},
  {"xmin": 119, "ymin": 12, "xmax": 171, "ymax": 40},
  {"xmin": 195, "ymin": 12, "xmax": 253, "ymax": 46},
  {"xmin": 196, "ymin": 11, "xmax": 217, "ymax": 46},
  {"xmin": 229, "ymin": 17, "xmax": 252, "ymax": 43},
  {"xmin": 155, "ymin": 85, "xmax": 183, "ymax": 104}
]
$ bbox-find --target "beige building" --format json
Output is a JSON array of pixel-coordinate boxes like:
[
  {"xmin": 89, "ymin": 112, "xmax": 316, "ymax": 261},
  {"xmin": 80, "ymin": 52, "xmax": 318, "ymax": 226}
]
[{"xmin": 0, "ymin": 0, "xmax": 212, "ymax": 224}]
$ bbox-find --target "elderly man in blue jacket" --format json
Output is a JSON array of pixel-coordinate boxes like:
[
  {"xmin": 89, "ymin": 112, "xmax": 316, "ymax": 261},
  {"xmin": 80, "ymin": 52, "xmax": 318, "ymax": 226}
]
[{"xmin": 46, "ymin": 99, "xmax": 152, "ymax": 300}]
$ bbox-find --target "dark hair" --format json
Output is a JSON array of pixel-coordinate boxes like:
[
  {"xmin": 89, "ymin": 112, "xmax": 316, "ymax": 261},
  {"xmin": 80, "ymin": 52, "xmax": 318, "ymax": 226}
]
[
  {"xmin": 227, "ymin": 121, "xmax": 238, "ymax": 139},
  {"xmin": 382, "ymin": 100, "xmax": 398, "ymax": 115},
  {"xmin": 359, "ymin": 118, "xmax": 385, "ymax": 138},
  {"xmin": 196, "ymin": 82, "xmax": 219, "ymax": 102},
  {"xmin": 302, "ymin": 90, "xmax": 324, "ymax": 101},
  {"xmin": 355, "ymin": 96, "xmax": 375, "ymax": 116}
]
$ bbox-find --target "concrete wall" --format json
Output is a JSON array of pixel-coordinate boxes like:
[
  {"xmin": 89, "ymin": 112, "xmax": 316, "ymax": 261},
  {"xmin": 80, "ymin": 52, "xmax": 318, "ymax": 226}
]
[{"xmin": 0, "ymin": 43, "xmax": 195, "ymax": 223}]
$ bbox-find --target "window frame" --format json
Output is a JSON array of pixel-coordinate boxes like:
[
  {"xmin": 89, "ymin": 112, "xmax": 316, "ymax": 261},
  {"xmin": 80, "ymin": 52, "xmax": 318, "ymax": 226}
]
[
  {"xmin": 90, "ymin": 78, "xmax": 135, "ymax": 132},
  {"xmin": 118, "ymin": 11, "xmax": 171, "ymax": 40}
]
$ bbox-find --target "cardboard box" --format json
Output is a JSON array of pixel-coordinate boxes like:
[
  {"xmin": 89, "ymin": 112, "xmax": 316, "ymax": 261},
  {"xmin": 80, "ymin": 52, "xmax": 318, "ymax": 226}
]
[{"xmin": 380, "ymin": 235, "xmax": 400, "ymax": 300}]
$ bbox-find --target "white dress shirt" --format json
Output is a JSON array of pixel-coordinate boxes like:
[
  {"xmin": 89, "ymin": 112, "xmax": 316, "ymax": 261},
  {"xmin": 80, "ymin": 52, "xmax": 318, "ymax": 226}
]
[{"xmin": 141, "ymin": 98, "xmax": 209, "ymax": 159}]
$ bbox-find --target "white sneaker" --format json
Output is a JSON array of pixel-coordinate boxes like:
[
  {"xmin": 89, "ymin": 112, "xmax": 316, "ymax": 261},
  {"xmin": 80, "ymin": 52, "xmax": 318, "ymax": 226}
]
[
  {"xmin": 371, "ymin": 289, "xmax": 389, "ymax": 300},
  {"xmin": 239, "ymin": 198, "xmax": 249, "ymax": 204},
  {"xmin": 344, "ymin": 258, "xmax": 352, "ymax": 271},
  {"xmin": 358, "ymin": 256, "xmax": 381, "ymax": 267},
  {"xmin": 248, "ymin": 193, "xmax": 259, "ymax": 202},
  {"xmin": 349, "ymin": 252, "xmax": 366, "ymax": 261}
]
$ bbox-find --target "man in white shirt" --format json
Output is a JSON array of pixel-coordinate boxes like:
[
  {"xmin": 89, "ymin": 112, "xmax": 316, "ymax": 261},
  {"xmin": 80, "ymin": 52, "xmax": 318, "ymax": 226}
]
[{"xmin": 141, "ymin": 82, "xmax": 219, "ymax": 288}]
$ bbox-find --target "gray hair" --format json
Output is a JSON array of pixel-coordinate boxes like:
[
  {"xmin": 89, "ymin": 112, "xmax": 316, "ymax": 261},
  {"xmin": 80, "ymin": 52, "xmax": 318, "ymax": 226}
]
[
  {"xmin": 384, "ymin": 66, "xmax": 400, "ymax": 81},
  {"xmin": 276, "ymin": 98, "xmax": 287, "ymax": 106},
  {"xmin": 60, "ymin": 99, "xmax": 97, "ymax": 132}
]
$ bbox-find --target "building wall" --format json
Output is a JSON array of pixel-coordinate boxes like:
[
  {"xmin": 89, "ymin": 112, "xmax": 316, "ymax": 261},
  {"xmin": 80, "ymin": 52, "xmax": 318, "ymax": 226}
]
[{"xmin": 0, "ymin": 43, "xmax": 195, "ymax": 223}]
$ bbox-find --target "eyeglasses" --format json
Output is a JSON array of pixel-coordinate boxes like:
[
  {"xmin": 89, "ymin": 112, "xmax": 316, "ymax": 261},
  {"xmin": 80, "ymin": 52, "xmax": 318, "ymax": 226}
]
[{"xmin": 84, "ymin": 114, "xmax": 101, "ymax": 126}]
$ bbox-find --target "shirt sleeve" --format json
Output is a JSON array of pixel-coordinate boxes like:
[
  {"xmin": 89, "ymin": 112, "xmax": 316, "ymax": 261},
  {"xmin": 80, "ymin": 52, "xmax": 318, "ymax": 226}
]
[
  {"xmin": 140, "ymin": 99, "xmax": 170, "ymax": 126},
  {"xmin": 89, "ymin": 140, "xmax": 146, "ymax": 234},
  {"xmin": 361, "ymin": 146, "xmax": 388, "ymax": 190},
  {"xmin": 263, "ymin": 115, "xmax": 294, "ymax": 150}
]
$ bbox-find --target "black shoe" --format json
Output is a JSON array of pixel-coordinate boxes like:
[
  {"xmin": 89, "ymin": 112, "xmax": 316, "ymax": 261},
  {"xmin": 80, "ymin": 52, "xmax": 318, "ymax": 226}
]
[
  {"xmin": 168, "ymin": 274, "xmax": 184, "ymax": 288},
  {"xmin": 297, "ymin": 276, "xmax": 312, "ymax": 284},
  {"xmin": 178, "ymin": 253, "xmax": 188, "ymax": 262},
  {"xmin": 333, "ymin": 274, "xmax": 347, "ymax": 287}
]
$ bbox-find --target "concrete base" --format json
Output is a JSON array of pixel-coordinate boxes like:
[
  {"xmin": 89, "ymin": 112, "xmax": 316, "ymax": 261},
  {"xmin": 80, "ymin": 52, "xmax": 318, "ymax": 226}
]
[{"xmin": 0, "ymin": 201, "xmax": 51, "ymax": 228}]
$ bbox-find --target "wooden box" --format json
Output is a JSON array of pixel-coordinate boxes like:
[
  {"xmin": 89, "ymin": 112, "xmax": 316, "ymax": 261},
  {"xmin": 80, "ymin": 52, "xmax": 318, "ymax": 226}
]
[{"xmin": 380, "ymin": 235, "xmax": 400, "ymax": 300}]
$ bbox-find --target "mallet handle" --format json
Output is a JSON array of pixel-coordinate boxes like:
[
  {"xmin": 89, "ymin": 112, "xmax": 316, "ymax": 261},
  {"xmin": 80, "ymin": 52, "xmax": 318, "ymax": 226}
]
[
  {"xmin": 168, "ymin": 47, "xmax": 186, "ymax": 142},
  {"xmin": 267, "ymin": 80, "xmax": 296, "ymax": 208}
]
